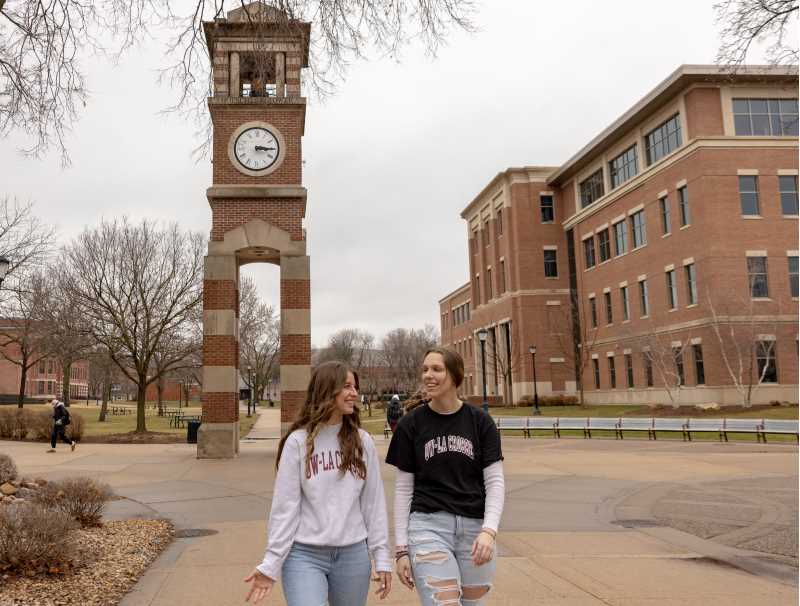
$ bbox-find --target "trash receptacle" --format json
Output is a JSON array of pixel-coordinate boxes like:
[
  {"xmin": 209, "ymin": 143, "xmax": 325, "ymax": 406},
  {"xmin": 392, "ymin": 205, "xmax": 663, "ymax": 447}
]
[{"xmin": 187, "ymin": 420, "xmax": 201, "ymax": 444}]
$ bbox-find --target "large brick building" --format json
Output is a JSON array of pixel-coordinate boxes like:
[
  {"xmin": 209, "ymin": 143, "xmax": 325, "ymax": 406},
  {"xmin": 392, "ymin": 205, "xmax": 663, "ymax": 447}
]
[{"xmin": 440, "ymin": 65, "xmax": 798, "ymax": 406}]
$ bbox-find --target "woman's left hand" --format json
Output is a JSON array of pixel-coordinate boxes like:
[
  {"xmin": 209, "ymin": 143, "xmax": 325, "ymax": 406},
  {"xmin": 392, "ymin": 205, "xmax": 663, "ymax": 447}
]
[
  {"xmin": 372, "ymin": 570, "xmax": 392, "ymax": 599},
  {"xmin": 471, "ymin": 530, "xmax": 495, "ymax": 566}
]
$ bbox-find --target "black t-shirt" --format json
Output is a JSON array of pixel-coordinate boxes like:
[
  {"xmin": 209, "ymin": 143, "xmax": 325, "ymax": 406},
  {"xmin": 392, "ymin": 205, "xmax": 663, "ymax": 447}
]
[{"xmin": 385, "ymin": 402, "xmax": 503, "ymax": 519}]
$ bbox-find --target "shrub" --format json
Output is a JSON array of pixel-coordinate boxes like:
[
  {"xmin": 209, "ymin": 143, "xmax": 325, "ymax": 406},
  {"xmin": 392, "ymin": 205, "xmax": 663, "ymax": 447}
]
[
  {"xmin": 29, "ymin": 410, "xmax": 53, "ymax": 441},
  {"xmin": 0, "ymin": 407, "xmax": 13, "ymax": 438},
  {"xmin": 516, "ymin": 394, "xmax": 579, "ymax": 407},
  {"xmin": 33, "ymin": 477, "xmax": 113, "ymax": 527},
  {"xmin": 0, "ymin": 453, "xmax": 17, "ymax": 484},
  {"xmin": 0, "ymin": 502, "xmax": 77, "ymax": 575},
  {"xmin": 0, "ymin": 408, "xmax": 32, "ymax": 439},
  {"xmin": 66, "ymin": 412, "xmax": 85, "ymax": 442}
]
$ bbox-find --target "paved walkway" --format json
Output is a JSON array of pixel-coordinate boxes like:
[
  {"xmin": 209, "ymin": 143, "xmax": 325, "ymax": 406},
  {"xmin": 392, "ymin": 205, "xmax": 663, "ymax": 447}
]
[
  {"xmin": 1, "ymin": 436, "xmax": 796, "ymax": 605},
  {"xmin": 244, "ymin": 409, "xmax": 281, "ymax": 440}
]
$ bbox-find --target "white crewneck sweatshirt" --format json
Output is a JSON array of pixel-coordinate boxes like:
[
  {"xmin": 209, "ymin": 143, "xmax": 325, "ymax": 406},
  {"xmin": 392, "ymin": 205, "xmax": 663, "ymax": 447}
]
[{"xmin": 257, "ymin": 424, "xmax": 392, "ymax": 580}]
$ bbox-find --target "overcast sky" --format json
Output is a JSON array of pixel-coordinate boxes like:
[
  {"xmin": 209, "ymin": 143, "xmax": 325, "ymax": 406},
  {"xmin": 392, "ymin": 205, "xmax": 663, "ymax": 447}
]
[{"xmin": 1, "ymin": 1, "xmax": 756, "ymax": 346}]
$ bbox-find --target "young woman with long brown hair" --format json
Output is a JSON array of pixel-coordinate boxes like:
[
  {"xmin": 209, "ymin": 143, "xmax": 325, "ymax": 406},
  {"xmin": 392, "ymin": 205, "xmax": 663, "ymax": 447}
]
[
  {"xmin": 386, "ymin": 348, "xmax": 505, "ymax": 605},
  {"xmin": 244, "ymin": 361, "xmax": 392, "ymax": 605}
]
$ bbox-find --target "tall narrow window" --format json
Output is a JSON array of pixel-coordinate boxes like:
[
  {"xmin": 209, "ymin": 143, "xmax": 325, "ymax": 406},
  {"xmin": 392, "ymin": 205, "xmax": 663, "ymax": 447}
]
[
  {"xmin": 638, "ymin": 279, "xmax": 650, "ymax": 316},
  {"xmin": 756, "ymin": 340, "xmax": 778, "ymax": 383},
  {"xmin": 644, "ymin": 352, "xmax": 654, "ymax": 387},
  {"xmin": 604, "ymin": 291, "xmax": 613, "ymax": 324},
  {"xmin": 789, "ymin": 255, "xmax": 799, "ymax": 297},
  {"xmin": 630, "ymin": 210, "xmax": 647, "ymax": 248},
  {"xmin": 747, "ymin": 256, "xmax": 769, "ymax": 298},
  {"xmin": 692, "ymin": 344, "xmax": 705, "ymax": 385},
  {"xmin": 608, "ymin": 356, "xmax": 617, "ymax": 389},
  {"xmin": 660, "ymin": 196, "xmax": 671, "ymax": 234},
  {"xmin": 666, "ymin": 270, "xmax": 677, "ymax": 309},
  {"xmin": 540, "ymin": 195, "xmax": 555, "ymax": 223},
  {"xmin": 613, "ymin": 221, "xmax": 628, "ymax": 256},
  {"xmin": 621, "ymin": 286, "xmax": 630, "ymax": 321},
  {"xmin": 685, "ymin": 263, "xmax": 697, "ymax": 305},
  {"xmin": 592, "ymin": 358, "xmax": 601, "ymax": 389},
  {"xmin": 584, "ymin": 238, "xmax": 596, "ymax": 269},
  {"xmin": 739, "ymin": 176, "xmax": 760, "ymax": 215},
  {"xmin": 475, "ymin": 275, "xmax": 481, "ymax": 305},
  {"xmin": 544, "ymin": 250, "xmax": 558, "ymax": 278},
  {"xmin": 580, "ymin": 169, "xmax": 605, "ymax": 208},
  {"xmin": 678, "ymin": 185, "xmax": 690, "ymax": 226},
  {"xmin": 484, "ymin": 221, "xmax": 490, "ymax": 247},
  {"xmin": 486, "ymin": 268, "xmax": 493, "ymax": 300},
  {"xmin": 645, "ymin": 114, "xmax": 682, "ymax": 165},
  {"xmin": 673, "ymin": 347, "xmax": 685, "ymax": 386},
  {"xmin": 589, "ymin": 296, "xmax": 598, "ymax": 328},
  {"xmin": 499, "ymin": 260, "xmax": 507, "ymax": 293},
  {"xmin": 779, "ymin": 175, "xmax": 799, "ymax": 215},
  {"xmin": 625, "ymin": 354, "xmax": 634, "ymax": 387},
  {"xmin": 597, "ymin": 229, "xmax": 611, "ymax": 262},
  {"xmin": 496, "ymin": 209, "xmax": 503, "ymax": 237}
]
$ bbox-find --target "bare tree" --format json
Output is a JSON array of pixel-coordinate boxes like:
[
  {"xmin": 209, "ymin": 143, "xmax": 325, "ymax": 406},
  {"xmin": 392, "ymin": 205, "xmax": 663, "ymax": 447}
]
[
  {"xmin": 634, "ymin": 327, "xmax": 693, "ymax": 407},
  {"xmin": 1, "ymin": 0, "xmax": 474, "ymax": 163},
  {"xmin": 0, "ymin": 198, "xmax": 54, "ymax": 291},
  {"xmin": 715, "ymin": 0, "xmax": 799, "ymax": 67},
  {"xmin": 381, "ymin": 325, "xmax": 438, "ymax": 393},
  {"xmin": 151, "ymin": 325, "xmax": 203, "ymax": 415},
  {"xmin": 239, "ymin": 276, "xmax": 280, "ymax": 406},
  {"xmin": 63, "ymin": 218, "xmax": 205, "ymax": 433},
  {"xmin": 481, "ymin": 323, "xmax": 522, "ymax": 405},
  {"xmin": 547, "ymin": 300, "xmax": 600, "ymax": 406}
]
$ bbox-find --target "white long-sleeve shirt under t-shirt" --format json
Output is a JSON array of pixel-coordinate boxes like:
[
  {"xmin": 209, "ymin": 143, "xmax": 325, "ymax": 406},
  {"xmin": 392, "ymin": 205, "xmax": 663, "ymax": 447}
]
[{"xmin": 257, "ymin": 424, "xmax": 392, "ymax": 580}]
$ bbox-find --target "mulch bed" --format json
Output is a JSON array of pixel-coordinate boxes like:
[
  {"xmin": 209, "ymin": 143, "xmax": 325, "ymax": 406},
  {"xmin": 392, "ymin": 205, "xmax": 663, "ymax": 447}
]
[
  {"xmin": 0, "ymin": 520, "xmax": 173, "ymax": 606},
  {"xmin": 80, "ymin": 432, "xmax": 185, "ymax": 444}
]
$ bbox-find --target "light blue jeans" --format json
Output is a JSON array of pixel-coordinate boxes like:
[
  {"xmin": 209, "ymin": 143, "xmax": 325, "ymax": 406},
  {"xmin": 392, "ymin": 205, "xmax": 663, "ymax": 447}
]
[
  {"xmin": 408, "ymin": 511, "xmax": 496, "ymax": 606},
  {"xmin": 281, "ymin": 540, "xmax": 371, "ymax": 606}
]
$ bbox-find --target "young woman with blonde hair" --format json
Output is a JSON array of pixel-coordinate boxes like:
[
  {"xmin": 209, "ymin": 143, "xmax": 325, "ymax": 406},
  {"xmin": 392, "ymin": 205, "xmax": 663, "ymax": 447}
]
[
  {"xmin": 386, "ymin": 348, "xmax": 505, "ymax": 605},
  {"xmin": 244, "ymin": 361, "xmax": 392, "ymax": 605}
]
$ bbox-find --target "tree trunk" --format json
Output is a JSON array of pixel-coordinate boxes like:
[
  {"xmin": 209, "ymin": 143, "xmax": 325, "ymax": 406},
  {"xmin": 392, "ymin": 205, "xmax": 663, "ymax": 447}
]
[
  {"xmin": 99, "ymin": 375, "xmax": 111, "ymax": 422},
  {"xmin": 17, "ymin": 362, "xmax": 27, "ymax": 408},
  {"xmin": 136, "ymin": 377, "xmax": 148, "ymax": 433},
  {"xmin": 156, "ymin": 379, "xmax": 164, "ymax": 416},
  {"xmin": 61, "ymin": 361, "xmax": 72, "ymax": 405}
]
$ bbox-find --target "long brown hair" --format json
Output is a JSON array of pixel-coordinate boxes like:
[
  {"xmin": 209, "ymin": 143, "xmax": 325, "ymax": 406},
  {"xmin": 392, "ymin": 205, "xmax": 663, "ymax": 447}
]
[{"xmin": 276, "ymin": 361, "xmax": 366, "ymax": 480}]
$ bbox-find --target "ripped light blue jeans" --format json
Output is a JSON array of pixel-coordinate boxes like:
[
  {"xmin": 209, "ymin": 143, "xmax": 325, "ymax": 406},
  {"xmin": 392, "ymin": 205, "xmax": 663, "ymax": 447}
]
[{"xmin": 408, "ymin": 511, "xmax": 495, "ymax": 606}]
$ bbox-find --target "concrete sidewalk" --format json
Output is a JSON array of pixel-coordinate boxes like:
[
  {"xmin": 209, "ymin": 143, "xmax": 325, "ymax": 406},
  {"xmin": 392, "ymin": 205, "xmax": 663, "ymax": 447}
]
[
  {"xmin": 1, "ymin": 436, "xmax": 796, "ymax": 605},
  {"xmin": 244, "ymin": 408, "xmax": 281, "ymax": 440}
]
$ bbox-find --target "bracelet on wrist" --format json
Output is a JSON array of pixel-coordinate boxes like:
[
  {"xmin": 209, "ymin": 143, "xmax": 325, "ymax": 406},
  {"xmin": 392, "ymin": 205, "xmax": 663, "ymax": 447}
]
[
  {"xmin": 480, "ymin": 528, "xmax": 497, "ymax": 539},
  {"xmin": 395, "ymin": 551, "xmax": 409, "ymax": 561}
]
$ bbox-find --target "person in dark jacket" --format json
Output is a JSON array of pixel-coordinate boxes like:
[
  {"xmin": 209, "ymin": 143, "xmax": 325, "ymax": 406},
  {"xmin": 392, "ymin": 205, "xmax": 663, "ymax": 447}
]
[
  {"xmin": 386, "ymin": 394, "xmax": 403, "ymax": 433},
  {"xmin": 47, "ymin": 399, "xmax": 76, "ymax": 453}
]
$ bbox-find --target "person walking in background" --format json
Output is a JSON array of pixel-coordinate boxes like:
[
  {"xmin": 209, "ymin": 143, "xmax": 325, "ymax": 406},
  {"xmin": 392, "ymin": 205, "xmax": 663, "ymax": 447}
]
[
  {"xmin": 386, "ymin": 394, "xmax": 403, "ymax": 433},
  {"xmin": 47, "ymin": 399, "xmax": 75, "ymax": 453},
  {"xmin": 244, "ymin": 361, "xmax": 392, "ymax": 605},
  {"xmin": 386, "ymin": 348, "xmax": 505, "ymax": 605}
]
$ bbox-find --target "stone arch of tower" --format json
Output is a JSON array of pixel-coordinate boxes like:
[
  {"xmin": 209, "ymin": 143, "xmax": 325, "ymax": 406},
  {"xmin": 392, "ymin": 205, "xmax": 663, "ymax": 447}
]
[{"xmin": 197, "ymin": 4, "xmax": 312, "ymax": 459}]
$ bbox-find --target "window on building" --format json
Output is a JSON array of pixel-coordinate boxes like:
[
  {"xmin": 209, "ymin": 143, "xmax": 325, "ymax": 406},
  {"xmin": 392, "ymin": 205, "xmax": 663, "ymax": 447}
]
[
  {"xmin": 486, "ymin": 268, "xmax": 493, "ymax": 300},
  {"xmin": 779, "ymin": 175, "xmax": 799, "ymax": 215},
  {"xmin": 789, "ymin": 255, "xmax": 799, "ymax": 297},
  {"xmin": 609, "ymin": 145, "xmax": 638, "ymax": 188},
  {"xmin": 604, "ymin": 291, "xmax": 613, "ymax": 324},
  {"xmin": 644, "ymin": 352, "xmax": 654, "ymax": 387},
  {"xmin": 621, "ymin": 286, "xmax": 630, "ymax": 321},
  {"xmin": 608, "ymin": 356, "xmax": 617, "ymax": 389},
  {"xmin": 739, "ymin": 176, "xmax": 760, "ymax": 215},
  {"xmin": 747, "ymin": 256, "xmax": 769, "ymax": 298},
  {"xmin": 625, "ymin": 354, "xmax": 634, "ymax": 388},
  {"xmin": 38, "ymin": 360, "xmax": 45, "ymax": 374},
  {"xmin": 580, "ymin": 169, "xmax": 605, "ymax": 208},
  {"xmin": 37, "ymin": 381, "xmax": 45, "ymax": 395},
  {"xmin": 597, "ymin": 229, "xmax": 611, "ymax": 262},
  {"xmin": 685, "ymin": 263, "xmax": 698, "ymax": 305},
  {"xmin": 496, "ymin": 209, "xmax": 503, "ymax": 237},
  {"xmin": 630, "ymin": 210, "xmax": 647, "ymax": 248},
  {"xmin": 733, "ymin": 98, "xmax": 799, "ymax": 136},
  {"xmin": 639, "ymin": 279, "xmax": 649, "ymax": 316},
  {"xmin": 660, "ymin": 196, "xmax": 671, "ymax": 235},
  {"xmin": 540, "ymin": 195, "xmax": 555, "ymax": 223},
  {"xmin": 645, "ymin": 114, "xmax": 682, "ymax": 165},
  {"xmin": 592, "ymin": 358, "xmax": 601, "ymax": 389},
  {"xmin": 756, "ymin": 340, "xmax": 778, "ymax": 383},
  {"xmin": 613, "ymin": 221, "xmax": 628, "ymax": 256},
  {"xmin": 673, "ymin": 347, "xmax": 685, "ymax": 386},
  {"xmin": 678, "ymin": 185, "xmax": 690, "ymax": 226},
  {"xmin": 544, "ymin": 250, "xmax": 558, "ymax": 278},
  {"xmin": 666, "ymin": 269, "xmax": 677, "ymax": 309},
  {"xmin": 499, "ymin": 260, "xmax": 507, "ymax": 293},
  {"xmin": 475, "ymin": 275, "xmax": 481, "ymax": 305},
  {"xmin": 48, "ymin": 359, "xmax": 54, "ymax": 373},
  {"xmin": 584, "ymin": 238, "xmax": 596, "ymax": 269},
  {"xmin": 589, "ymin": 296, "xmax": 597, "ymax": 328},
  {"xmin": 466, "ymin": 301, "xmax": 470, "ymax": 320},
  {"xmin": 692, "ymin": 344, "xmax": 705, "ymax": 385},
  {"xmin": 471, "ymin": 231, "xmax": 477, "ymax": 255},
  {"xmin": 484, "ymin": 221, "xmax": 490, "ymax": 247}
]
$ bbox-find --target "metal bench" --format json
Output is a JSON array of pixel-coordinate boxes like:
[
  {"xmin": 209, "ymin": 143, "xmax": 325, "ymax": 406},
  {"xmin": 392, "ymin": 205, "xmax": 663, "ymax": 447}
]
[
  {"xmin": 757, "ymin": 419, "xmax": 799, "ymax": 443},
  {"xmin": 494, "ymin": 416, "xmax": 530, "ymax": 437},
  {"xmin": 683, "ymin": 418, "xmax": 725, "ymax": 442},
  {"xmin": 586, "ymin": 417, "xmax": 622, "ymax": 439},
  {"xmin": 383, "ymin": 423, "xmax": 392, "ymax": 439},
  {"xmin": 721, "ymin": 418, "xmax": 762, "ymax": 442},
  {"xmin": 617, "ymin": 417, "xmax": 655, "ymax": 440},
  {"xmin": 652, "ymin": 417, "xmax": 688, "ymax": 440},
  {"xmin": 529, "ymin": 416, "xmax": 559, "ymax": 438},
  {"xmin": 554, "ymin": 417, "xmax": 591, "ymax": 439}
]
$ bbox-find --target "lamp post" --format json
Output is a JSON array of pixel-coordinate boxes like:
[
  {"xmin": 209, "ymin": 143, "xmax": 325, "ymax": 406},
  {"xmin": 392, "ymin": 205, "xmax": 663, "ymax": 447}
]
[
  {"xmin": 528, "ymin": 345, "xmax": 541, "ymax": 416},
  {"xmin": 0, "ymin": 257, "xmax": 9, "ymax": 287},
  {"xmin": 478, "ymin": 329, "xmax": 488, "ymax": 414},
  {"xmin": 247, "ymin": 366, "xmax": 253, "ymax": 417}
]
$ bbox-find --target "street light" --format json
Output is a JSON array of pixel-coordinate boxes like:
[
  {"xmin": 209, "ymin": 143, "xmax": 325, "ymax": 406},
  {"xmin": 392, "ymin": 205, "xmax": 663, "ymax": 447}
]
[
  {"xmin": 477, "ymin": 329, "xmax": 488, "ymax": 414},
  {"xmin": 247, "ymin": 366, "xmax": 253, "ymax": 417},
  {"xmin": 0, "ymin": 257, "xmax": 9, "ymax": 287},
  {"xmin": 528, "ymin": 345, "xmax": 541, "ymax": 416}
]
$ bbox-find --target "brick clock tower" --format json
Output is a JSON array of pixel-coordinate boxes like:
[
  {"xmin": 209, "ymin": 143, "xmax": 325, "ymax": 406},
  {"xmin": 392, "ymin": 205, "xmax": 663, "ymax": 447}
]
[{"xmin": 198, "ymin": 4, "xmax": 311, "ymax": 458}]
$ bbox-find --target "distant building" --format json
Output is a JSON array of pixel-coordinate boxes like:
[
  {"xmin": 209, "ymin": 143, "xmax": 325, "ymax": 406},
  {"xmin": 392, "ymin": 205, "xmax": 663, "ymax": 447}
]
[{"xmin": 440, "ymin": 65, "xmax": 798, "ymax": 406}]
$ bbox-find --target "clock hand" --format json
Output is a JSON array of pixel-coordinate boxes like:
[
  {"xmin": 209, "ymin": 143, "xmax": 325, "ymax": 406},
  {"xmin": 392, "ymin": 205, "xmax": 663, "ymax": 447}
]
[{"xmin": 254, "ymin": 146, "xmax": 276, "ymax": 152}]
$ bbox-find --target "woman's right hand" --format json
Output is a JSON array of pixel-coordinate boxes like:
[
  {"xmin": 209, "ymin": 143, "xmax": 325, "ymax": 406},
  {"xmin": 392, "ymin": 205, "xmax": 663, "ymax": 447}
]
[
  {"xmin": 395, "ymin": 555, "xmax": 415, "ymax": 589},
  {"xmin": 244, "ymin": 568, "xmax": 275, "ymax": 603}
]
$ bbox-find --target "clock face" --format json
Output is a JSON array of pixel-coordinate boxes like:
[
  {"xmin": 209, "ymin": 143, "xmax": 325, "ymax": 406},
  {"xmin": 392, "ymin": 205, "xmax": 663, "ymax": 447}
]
[{"xmin": 233, "ymin": 127, "xmax": 280, "ymax": 172}]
